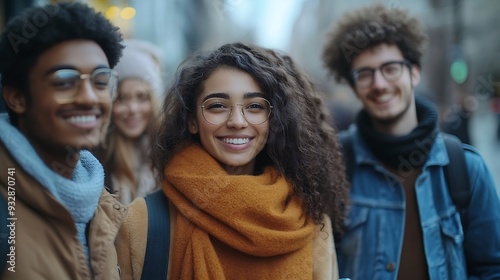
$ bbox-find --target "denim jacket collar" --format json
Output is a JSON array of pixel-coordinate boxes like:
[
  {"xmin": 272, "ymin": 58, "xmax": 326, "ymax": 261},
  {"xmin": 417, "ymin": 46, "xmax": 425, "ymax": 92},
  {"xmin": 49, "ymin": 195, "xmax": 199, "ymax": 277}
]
[{"xmin": 348, "ymin": 125, "xmax": 450, "ymax": 170}]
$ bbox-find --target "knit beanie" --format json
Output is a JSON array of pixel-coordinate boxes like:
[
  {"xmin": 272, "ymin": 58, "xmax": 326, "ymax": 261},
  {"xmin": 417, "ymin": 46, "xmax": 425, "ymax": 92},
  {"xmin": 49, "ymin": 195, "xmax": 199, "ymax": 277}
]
[{"xmin": 114, "ymin": 39, "xmax": 164, "ymax": 98}]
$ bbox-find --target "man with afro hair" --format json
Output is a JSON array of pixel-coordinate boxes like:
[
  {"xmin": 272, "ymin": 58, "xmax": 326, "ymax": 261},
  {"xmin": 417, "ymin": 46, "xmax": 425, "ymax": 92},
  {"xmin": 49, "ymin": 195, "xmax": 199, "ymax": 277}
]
[
  {"xmin": 0, "ymin": 2, "xmax": 126, "ymax": 279},
  {"xmin": 322, "ymin": 4, "xmax": 500, "ymax": 280}
]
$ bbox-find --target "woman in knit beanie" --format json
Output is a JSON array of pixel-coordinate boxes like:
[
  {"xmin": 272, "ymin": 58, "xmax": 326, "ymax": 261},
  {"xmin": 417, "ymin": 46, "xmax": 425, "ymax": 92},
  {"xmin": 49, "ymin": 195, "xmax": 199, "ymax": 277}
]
[{"xmin": 95, "ymin": 39, "xmax": 163, "ymax": 204}]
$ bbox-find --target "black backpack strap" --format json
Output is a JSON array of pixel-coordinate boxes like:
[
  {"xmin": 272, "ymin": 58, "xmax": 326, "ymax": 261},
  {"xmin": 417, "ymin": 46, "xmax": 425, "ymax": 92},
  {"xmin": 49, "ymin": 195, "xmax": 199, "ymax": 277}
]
[
  {"xmin": 442, "ymin": 133, "xmax": 471, "ymax": 221},
  {"xmin": 141, "ymin": 190, "xmax": 171, "ymax": 280},
  {"xmin": 0, "ymin": 195, "xmax": 7, "ymax": 274},
  {"xmin": 339, "ymin": 131, "xmax": 355, "ymax": 184},
  {"xmin": 336, "ymin": 131, "xmax": 354, "ymax": 244}
]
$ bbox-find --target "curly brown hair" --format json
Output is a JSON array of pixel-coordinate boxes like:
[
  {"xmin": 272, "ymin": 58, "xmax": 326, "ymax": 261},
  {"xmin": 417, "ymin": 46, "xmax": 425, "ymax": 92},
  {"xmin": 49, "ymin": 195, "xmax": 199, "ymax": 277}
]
[
  {"xmin": 151, "ymin": 42, "xmax": 349, "ymax": 230},
  {"xmin": 322, "ymin": 4, "xmax": 428, "ymax": 86}
]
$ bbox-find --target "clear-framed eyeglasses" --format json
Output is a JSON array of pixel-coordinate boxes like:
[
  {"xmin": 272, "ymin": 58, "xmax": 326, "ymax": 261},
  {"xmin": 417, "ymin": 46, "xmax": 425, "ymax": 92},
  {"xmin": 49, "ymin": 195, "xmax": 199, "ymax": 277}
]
[
  {"xmin": 351, "ymin": 60, "xmax": 411, "ymax": 88},
  {"xmin": 199, "ymin": 97, "xmax": 273, "ymax": 125},
  {"xmin": 48, "ymin": 68, "xmax": 118, "ymax": 103}
]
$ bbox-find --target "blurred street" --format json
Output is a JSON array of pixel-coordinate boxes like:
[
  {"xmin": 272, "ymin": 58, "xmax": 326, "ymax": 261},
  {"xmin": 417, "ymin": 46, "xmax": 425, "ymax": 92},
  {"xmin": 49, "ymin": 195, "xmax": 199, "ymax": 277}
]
[
  {"xmin": 1, "ymin": 0, "xmax": 499, "ymax": 199},
  {"xmin": 470, "ymin": 104, "xmax": 500, "ymax": 197}
]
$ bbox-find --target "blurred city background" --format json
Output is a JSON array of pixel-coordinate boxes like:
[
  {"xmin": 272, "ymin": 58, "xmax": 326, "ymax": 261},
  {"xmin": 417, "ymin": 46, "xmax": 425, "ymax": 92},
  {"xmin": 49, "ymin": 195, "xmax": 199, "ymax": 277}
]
[{"xmin": 1, "ymin": 0, "xmax": 499, "ymax": 193}]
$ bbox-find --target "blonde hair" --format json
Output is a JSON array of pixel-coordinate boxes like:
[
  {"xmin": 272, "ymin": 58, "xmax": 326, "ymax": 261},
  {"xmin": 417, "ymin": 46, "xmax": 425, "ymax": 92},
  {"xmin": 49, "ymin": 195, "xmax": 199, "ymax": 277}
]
[{"xmin": 96, "ymin": 80, "xmax": 161, "ymax": 193}]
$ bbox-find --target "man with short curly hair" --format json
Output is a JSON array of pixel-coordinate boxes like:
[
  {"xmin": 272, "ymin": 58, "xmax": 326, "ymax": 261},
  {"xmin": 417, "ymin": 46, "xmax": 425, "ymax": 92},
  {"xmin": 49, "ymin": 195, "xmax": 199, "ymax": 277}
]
[
  {"xmin": 322, "ymin": 4, "xmax": 500, "ymax": 280},
  {"xmin": 0, "ymin": 2, "xmax": 126, "ymax": 279}
]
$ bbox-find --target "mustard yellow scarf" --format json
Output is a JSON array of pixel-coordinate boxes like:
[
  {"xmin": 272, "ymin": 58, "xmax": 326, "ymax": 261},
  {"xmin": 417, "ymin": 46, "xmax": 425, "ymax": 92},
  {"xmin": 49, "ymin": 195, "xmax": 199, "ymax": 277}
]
[{"xmin": 163, "ymin": 144, "xmax": 315, "ymax": 279}]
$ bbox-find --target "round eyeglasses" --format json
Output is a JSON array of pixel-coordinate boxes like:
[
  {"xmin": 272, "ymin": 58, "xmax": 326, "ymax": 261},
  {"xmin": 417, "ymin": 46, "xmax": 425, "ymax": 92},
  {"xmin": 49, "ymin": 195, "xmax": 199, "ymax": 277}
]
[
  {"xmin": 351, "ymin": 60, "xmax": 411, "ymax": 88},
  {"xmin": 199, "ymin": 97, "xmax": 273, "ymax": 125},
  {"xmin": 48, "ymin": 68, "xmax": 118, "ymax": 103}
]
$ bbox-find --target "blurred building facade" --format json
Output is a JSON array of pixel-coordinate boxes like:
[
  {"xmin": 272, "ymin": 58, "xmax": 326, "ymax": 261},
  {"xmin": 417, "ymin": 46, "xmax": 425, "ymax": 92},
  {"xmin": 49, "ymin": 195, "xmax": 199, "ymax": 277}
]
[
  {"xmin": 4, "ymin": 0, "xmax": 497, "ymax": 105},
  {"xmin": 287, "ymin": 0, "xmax": 500, "ymax": 127},
  {"xmin": 0, "ymin": 0, "xmax": 258, "ymax": 80},
  {"xmin": 1, "ymin": 0, "xmax": 498, "ymax": 100}
]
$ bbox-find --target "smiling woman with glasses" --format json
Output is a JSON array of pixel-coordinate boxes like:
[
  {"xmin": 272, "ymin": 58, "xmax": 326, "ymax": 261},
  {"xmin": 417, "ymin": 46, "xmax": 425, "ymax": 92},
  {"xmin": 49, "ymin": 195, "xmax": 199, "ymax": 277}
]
[
  {"xmin": 115, "ymin": 42, "xmax": 349, "ymax": 280},
  {"xmin": 199, "ymin": 96, "xmax": 273, "ymax": 125}
]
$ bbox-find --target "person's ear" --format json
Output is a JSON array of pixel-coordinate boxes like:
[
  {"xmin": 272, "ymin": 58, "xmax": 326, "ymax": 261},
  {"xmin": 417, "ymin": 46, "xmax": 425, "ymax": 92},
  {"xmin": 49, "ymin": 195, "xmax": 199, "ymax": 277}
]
[
  {"xmin": 410, "ymin": 64, "xmax": 421, "ymax": 88},
  {"xmin": 349, "ymin": 78, "xmax": 360, "ymax": 98},
  {"xmin": 188, "ymin": 116, "xmax": 199, "ymax": 134},
  {"xmin": 3, "ymin": 87, "xmax": 27, "ymax": 114}
]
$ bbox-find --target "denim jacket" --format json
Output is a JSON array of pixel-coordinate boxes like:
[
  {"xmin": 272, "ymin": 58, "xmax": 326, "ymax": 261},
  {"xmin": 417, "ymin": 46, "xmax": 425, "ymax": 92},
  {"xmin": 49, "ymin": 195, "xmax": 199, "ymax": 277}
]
[{"xmin": 337, "ymin": 126, "xmax": 500, "ymax": 280}]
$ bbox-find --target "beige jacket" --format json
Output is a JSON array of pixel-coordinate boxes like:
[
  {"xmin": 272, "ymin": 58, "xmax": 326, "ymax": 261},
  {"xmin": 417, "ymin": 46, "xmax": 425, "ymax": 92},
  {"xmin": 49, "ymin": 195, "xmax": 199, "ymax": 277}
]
[
  {"xmin": 0, "ymin": 144, "xmax": 127, "ymax": 279},
  {"xmin": 116, "ymin": 197, "xmax": 339, "ymax": 280}
]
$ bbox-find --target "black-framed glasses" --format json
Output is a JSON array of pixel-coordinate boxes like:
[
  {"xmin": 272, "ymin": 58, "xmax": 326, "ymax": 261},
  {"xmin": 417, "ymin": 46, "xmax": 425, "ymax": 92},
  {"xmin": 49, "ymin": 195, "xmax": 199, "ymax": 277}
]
[
  {"xmin": 199, "ymin": 97, "xmax": 273, "ymax": 125},
  {"xmin": 48, "ymin": 68, "xmax": 118, "ymax": 103},
  {"xmin": 351, "ymin": 60, "xmax": 411, "ymax": 88}
]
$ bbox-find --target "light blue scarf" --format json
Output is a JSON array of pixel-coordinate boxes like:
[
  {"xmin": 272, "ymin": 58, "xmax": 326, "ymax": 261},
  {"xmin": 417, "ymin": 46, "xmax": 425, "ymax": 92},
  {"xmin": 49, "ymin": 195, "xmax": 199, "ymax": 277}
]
[{"xmin": 0, "ymin": 113, "xmax": 103, "ymax": 264}]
